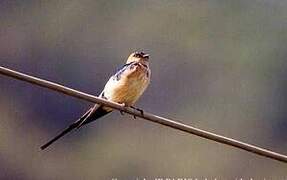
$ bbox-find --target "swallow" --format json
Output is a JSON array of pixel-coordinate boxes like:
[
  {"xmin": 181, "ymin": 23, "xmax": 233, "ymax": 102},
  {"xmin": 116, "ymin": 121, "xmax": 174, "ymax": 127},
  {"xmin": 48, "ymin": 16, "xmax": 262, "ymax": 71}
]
[{"xmin": 40, "ymin": 51, "xmax": 151, "ymax": 150}]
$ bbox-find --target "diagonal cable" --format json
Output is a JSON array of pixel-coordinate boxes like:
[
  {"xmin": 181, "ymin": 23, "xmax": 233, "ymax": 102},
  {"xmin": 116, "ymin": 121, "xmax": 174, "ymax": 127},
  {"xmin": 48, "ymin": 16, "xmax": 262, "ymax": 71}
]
[{"xmin": 0, "ymin": 66, "xmax": 287, "ymax": 163}]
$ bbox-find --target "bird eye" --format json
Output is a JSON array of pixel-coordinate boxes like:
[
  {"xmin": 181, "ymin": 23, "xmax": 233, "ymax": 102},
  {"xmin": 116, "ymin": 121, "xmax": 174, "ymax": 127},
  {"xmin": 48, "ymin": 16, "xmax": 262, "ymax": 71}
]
[{"xmin": 134, "ymin": 53, "xmax": 141, "ymax": 58}]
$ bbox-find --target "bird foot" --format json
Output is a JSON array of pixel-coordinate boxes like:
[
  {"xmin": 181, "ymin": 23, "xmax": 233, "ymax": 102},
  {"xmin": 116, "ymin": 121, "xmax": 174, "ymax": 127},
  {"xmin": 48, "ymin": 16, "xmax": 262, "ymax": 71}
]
[
  {"xmin": 118, "ymin": 103, "xmax": 144, "ymax": 119},
  {"xmin": 119, "ymin": 103, "xmax": 127, "ymax": 115},
  {"xmin": 130, "ymin": 106, "xmax": 144, "ymax": 119}
]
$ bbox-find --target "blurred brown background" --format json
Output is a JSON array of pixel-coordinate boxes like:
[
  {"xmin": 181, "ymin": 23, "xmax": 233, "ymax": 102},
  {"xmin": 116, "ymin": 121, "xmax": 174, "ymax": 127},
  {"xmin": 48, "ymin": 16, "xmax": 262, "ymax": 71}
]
[{"xmin": 0, "ymin": 0, "xmax": 287, "ymax": 179}]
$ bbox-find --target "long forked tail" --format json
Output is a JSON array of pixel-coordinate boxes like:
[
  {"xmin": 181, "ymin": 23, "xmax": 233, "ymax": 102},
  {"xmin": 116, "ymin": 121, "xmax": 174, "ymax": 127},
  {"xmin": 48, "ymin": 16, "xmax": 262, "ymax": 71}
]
[
  {"xmin": 40, "ymin": 121, "xmax": 80, "ymax": 150},
  {"xmin": 40, "ymin": 106, "xmax": 111, "ymax": 150}
]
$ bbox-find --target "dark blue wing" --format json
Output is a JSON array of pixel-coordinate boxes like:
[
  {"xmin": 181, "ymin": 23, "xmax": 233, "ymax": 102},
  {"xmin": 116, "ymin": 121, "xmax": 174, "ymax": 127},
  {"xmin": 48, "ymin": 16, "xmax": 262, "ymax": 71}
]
[{"xmin": 113, "ymin": 62, "xmax": 133, "ymax": 81}]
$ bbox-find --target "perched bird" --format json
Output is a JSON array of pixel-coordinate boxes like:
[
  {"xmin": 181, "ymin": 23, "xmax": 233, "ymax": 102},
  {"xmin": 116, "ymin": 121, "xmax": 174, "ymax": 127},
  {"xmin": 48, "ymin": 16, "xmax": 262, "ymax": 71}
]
[{"xmin": 40, "ymin": 51, "xmax": 151, "ymax": 150}]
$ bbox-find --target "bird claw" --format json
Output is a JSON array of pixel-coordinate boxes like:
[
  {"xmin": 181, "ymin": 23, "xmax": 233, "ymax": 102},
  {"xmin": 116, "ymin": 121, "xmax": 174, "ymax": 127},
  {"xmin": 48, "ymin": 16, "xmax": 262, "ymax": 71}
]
[
  {"xmin": 119, "ymin": 103, "xmax": 144, "ymax": 119},
  {"xmin": 130, "ymin": 106, "xmax": 144, "ymax": 119}
]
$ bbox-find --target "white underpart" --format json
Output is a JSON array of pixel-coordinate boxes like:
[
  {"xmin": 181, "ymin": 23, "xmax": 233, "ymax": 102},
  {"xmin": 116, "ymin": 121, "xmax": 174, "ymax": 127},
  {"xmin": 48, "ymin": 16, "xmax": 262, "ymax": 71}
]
[{"xmin": 101, "ymin": 63, "xmax": 150, "ymax": 108}]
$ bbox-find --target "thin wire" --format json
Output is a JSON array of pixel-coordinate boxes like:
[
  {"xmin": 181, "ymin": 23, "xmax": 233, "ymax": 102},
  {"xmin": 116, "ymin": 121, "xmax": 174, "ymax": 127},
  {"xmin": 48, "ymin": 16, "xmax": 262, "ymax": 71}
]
[{"xmin": 0, "ymin": 66, "xmax": 287, "ymax": 163}]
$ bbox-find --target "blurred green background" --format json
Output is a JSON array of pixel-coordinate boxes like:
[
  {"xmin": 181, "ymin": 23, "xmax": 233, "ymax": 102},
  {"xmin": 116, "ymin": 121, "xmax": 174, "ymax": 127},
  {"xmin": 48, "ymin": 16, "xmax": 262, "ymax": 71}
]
[{"xmin": 0, "ymin": 0, "xmax": 287, "ymax": 179}]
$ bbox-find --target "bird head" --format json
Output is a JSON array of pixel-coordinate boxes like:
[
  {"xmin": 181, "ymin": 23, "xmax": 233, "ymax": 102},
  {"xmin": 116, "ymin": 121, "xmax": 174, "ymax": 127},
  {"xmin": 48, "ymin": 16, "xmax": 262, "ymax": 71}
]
[{"xmin": 126, "ymin": 51, "xmax": 149, "ymax": 66}]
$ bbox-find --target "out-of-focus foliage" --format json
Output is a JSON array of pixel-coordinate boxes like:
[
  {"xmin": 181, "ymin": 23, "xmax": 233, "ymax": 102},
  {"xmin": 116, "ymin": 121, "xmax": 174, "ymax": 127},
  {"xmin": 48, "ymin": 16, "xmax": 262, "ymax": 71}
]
[{"xmin": 0, "ymin": 0, "xmax": 286, "ymax": 179}]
